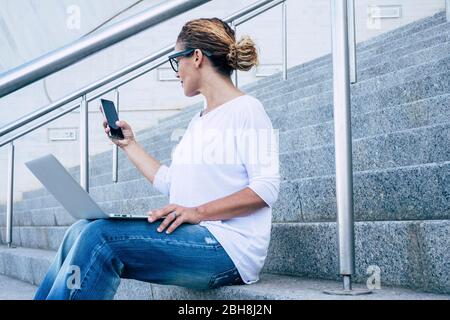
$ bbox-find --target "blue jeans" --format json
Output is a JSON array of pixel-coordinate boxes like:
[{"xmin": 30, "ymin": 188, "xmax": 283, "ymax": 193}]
[{"xmin": 34, "ymin": 219, "xmax": 244, "ymax": 300}]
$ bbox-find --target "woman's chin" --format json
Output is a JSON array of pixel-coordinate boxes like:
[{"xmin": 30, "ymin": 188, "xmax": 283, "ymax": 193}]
[{"xmin": 184, "ymin": 90, "xmax": 200, "ymax": 98}]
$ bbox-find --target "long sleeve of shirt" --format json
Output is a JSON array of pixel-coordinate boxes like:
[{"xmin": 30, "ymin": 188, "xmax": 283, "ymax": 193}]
[
  {"xmin": 152, "ymin": 164, "xmax": 171, "ymax": 197},
  {"xmin": 235, "ymin": 100, "xmax": 280, "ymax": 208}
]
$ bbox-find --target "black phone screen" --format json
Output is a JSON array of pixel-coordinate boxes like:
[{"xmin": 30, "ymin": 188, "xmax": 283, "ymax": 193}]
[{"xmin": 101, "ymin": 99, "xmax": 124, "ymax": 140}]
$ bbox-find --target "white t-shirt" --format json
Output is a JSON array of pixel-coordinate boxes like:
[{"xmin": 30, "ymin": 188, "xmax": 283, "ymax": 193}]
[{"xmin": 152, "ymin": 94, "xmax": 280, "ymax": 284}]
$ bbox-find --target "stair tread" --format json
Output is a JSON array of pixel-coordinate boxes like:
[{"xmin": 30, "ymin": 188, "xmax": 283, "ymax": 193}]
[
  {"xmin": 2, "ymin": 10, "xmax": 449, "ymax": 298},
  {"xmin": 0, "ymin": 246, "xmax": 447, "ymax": 300},
  {"xmin": 0, "ymin": 274, "xmax": 37, "ymax": 300}
]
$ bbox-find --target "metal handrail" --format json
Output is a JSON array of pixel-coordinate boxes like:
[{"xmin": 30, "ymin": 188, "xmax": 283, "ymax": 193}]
[
  {"xmin": 0, "ymin": 56, "xmax": 169, "ymax": 149},
  {"xmin": 1, "ymin": 0, "xmax": 287, "ymax": 247},
  {"xmin": 1, "ymin": 0, "xmax": 364, "ymax": 296},
  {"xmin": 446, "ymin": 0, "xmax": 450, "ymax": 22},
  {"xmin": 347, "ymin": 0, "xmax": 357, "ymax": 84},
  {"xmin": 0, "ymin": 0, "xmax": 280, "ymax": 138},
  {"xmin": 0, "ymin": 0, "xmax": 212, "ymax": 98},
  {"xmin": 232, "ymin": 0, "xmax": 288, "ymax": 83},
  {"xmin": 0, "ymin": 48, "xmax": 173, "ymax": 139}
]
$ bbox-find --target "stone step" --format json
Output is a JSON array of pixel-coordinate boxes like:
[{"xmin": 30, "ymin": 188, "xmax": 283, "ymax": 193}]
[
  {"xmin": 81, "ymin": 21, "xmax": 450, "ymax": 169},
  {"xmin": 0, "ymin": 246, "xmax": 151, "ymax": 300},
  {"xmin": 281, "ymin": 123, "xmax": 449, "ymax": 179},
  {"xmin": 260, "ymin": 55, "xmax": 450, "ymax": 111},
  {"xmin": 92, "ymin": 90, "xmax": 450, "ymax": 183},
  {"xmin": 357, "ymin": 11, "xmax": 445, "ymax": 52},
  {"xmin": 10, "ymin": 122, "xmax": 449, "ymax": 215},
  {"xmin": 251, "ymin": 19, "xmax": 450, "ymax": 93},
  {"xmin": 93, "ymin": 39, "xmax": 450, "ymax": 170},
  {"xmin": 244, "ymin": 11, "xmax": 447, "ymax": 91},
  {"xmin": 255, "ymin": 29, "xmax": 450, "ymax": 99},
  {"xmin": 2, "ymin": 10, "xmax": 449, "ymax": 301},
  {"xmin": 1, "ymin": 271, "xmax": 448, "ymax": 301},
  {"xmin": 275, "ymin": 161, "xmax": 450, "ymax": 223},
  {"xmin": 117, "ymin": 35, "xmax": 450, "ymax": 153},
  {"xmin": 0, "ymin": 274, "xmax": 37, "ymax": 300},
  {"xmin": 263, "ymin": 220, "xmax": 450, "ymax": 295},
  {"xmin": 1, "ymin": 219, "xmax": 449, "ymax": 295},
  {"xmin": 276, "ymin": 93, "xmax": 450, "ymax": 153},
  {"xmin": 123, "ymin": 50, "xmax": 450, "ymax": 151},
  {"xmin": 5, "ymin": 160, "xmax": 449, "ymax": 230},
  {"xmin": 25, "ymin": 47, "xmax": 441, "ymax": 201},
  {"xmin": 60, "ymin": 61, "xmax": 450, "ymax": 190}
]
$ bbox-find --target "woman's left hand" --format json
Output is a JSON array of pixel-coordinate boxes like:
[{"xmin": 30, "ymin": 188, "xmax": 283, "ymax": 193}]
[{"xmin": 148, "ymin": 204, "xmax": 202, "ymax": 234}]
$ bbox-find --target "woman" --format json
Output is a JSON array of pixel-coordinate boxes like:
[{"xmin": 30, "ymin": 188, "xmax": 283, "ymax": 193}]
[{"xmin": 34, "ymin": 17, "xmax": 280, "ymax": 300}]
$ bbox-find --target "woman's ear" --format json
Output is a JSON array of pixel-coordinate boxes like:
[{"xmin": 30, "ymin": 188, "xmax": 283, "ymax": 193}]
[{"xmin": 194, "ymin": 49, "xmax": 202, "ymax": 64}]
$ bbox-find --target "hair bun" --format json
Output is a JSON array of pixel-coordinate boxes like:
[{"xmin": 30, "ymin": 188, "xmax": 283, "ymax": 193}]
[
  {"xmin": 227, "ymin": 43, "xmax": 238, "ymax": 69},
  {"xmin": 227, "ymin": 36, "xmax": 259, "ymax": 71}
]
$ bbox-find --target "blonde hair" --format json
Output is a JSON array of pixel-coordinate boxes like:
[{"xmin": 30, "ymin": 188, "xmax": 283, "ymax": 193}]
[{"xmin": 177, "ymin": 18, "xmax": 259, "ymax": 77}]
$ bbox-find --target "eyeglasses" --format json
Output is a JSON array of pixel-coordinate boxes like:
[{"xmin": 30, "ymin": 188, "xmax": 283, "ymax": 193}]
[{"xmin": 168, "ymin": 48, "xmax": 213, "ymax": 73}]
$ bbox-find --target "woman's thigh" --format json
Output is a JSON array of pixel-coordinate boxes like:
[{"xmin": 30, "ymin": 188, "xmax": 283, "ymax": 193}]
[{"xmin": 83, "ymin": 218, "xmax": 242, "ymax": 290}]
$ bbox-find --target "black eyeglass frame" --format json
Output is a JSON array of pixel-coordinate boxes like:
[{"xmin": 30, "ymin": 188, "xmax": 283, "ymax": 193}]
[{"xmin": 168, "ymin": 48, "xmax": 213, "ymax": 73}]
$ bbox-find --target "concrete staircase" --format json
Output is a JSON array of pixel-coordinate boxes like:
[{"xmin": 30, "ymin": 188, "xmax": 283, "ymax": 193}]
[{"xmin": 0, "ymin": 11, "xmax": 449, "ymax": 299}]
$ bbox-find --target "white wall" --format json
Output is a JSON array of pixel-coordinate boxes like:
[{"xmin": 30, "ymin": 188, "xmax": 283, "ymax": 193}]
[{"xmin": 0, "ymin": 0, "xmax": 445, "ymax": 202}]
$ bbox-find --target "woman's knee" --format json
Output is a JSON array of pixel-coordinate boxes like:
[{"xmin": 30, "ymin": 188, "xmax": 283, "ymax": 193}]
[
  {"xmin": 64, "ymin": 219, "xmax": 91, "ymax": 242},
  {"xmin": 77, "ymin": 219, "xmax": 113, "ymax": 243}
]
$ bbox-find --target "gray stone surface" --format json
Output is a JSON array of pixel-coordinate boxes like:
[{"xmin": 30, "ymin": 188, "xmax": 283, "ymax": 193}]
[
  {"xmin": 276, "ymin": 162, "xmax": 450, "ymax": 222},
  {"xmin": 53, "ymin": 23, "xmax": 450, "ymax": 181},
  {"xmin": 1, "ymin": 220, "xmax": 449, "ymax": 294},
  {"xmin": 257, "ymin": 31, "xmax": 450, "ymax": 102},
  {"xmin": 1, "ymin": 10, "xmax": 449, "ymax": 299},
  {"xmin": 264, "ymin": 220, "xmax": 450, "ymax": 294},
  {"xmin": 0, "ymin": 275, "xmax": 37, "ymax": 300},
  {"xmin": 254, "ymin": 22, "xmax": 450, "ymax": 96},
  {"xmin": 247, "ymin": 13, "xmax": 448, "ymax": 91},
  {"xmin": 2, "ymin": 160, "xmax": 449, "ymax": 229},
  {"xmin": 0, "ymin": 246, "xmax": 448, "ymax": 300},
  {"xmin": 11, "ymin": 121, "xmax": 449, "ymax": 216},
  {"xmin": 149, "ymin": 273, "xmax": 450, "ymax": 300},
  {"xmin": 82, "ymin": 54, "xmax": 450, "ymax": 182}
]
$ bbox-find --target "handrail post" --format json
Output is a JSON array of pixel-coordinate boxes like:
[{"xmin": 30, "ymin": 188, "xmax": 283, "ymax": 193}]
[
  {"xmin": 282, "ymin": 0, "xmax": 288, "ymax": 80},
  {"xmin": 324, "ymin": 0, "xmax": 370, "ymax": 296},
  {"xmin": 347, "ymin": 0, "xmax": 357, "ymax": 84},
  {"xmin": 112, "ymin": 89, "xmax": 120, "ymax": 183},
  {"xmin": 80, "ymin": 95, "xmax": 89, "ymax": 192},
  {"xmin": 231, "ymin": 22, "xmax": 239, "ymax": 88},
  {"xmin": 332, "ymin": 0, "xmax": 354, "ymax": 285},
  {"xmin": 6, "ymin": 141, "xmax": 15, "ymax": 248},
  {"xmin": 446, "ymin": 0, "xmax": 450, "ymax": 22}
]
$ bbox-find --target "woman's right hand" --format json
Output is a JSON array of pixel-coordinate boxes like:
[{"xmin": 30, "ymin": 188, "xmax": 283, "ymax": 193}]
[{"xmin": 102, "ymin": 117, "xmax": 136, "ymax": 149}]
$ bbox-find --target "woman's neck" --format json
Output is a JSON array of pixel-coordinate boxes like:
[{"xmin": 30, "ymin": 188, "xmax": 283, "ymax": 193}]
[{"xmin": 201, "ymin": 81, "xmax": 245, "ymax": 115}]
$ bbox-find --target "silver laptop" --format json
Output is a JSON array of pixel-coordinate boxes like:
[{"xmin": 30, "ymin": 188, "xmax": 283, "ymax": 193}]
[{"xmin": 25, "ymin": 154, "xmax": 148, "ymax": 220}]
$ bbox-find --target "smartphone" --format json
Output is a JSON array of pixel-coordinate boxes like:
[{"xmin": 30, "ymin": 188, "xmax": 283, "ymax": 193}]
[{"xmin": 100, "ymin": 99, "xmax": 125, "ymax": 140}]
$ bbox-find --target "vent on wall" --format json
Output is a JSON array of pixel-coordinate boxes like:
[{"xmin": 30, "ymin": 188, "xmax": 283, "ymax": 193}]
[
  {"xmin": 367, "ymin": 5, "xmax": 402, "ymax": 30},
  {"xmin": 48, "ymin": 128, "xmax": 77, "ymax": 141},
  {"xmin": 368, "ymin": 5, "xmax": 402, "ymax": 19},
  {"xmin": 255, "ymin": 64, "xmax": 283, "ymax": 78}
]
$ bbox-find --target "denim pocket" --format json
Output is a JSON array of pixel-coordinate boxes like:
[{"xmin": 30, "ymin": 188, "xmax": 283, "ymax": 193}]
[{"xmin": 208, "ymin": 267, "xmax": 244, "ymax": 289}]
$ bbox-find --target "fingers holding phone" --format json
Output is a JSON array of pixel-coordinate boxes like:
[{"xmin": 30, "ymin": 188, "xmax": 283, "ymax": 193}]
[
  {"xmin": 99, "ymin": 100, "xmax": 136, "ymax": 149},
  {"xmin": 113, "ymin": 120, "xmax": 136, "ymax": 148}
]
